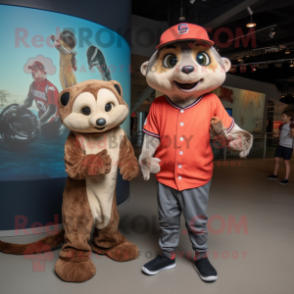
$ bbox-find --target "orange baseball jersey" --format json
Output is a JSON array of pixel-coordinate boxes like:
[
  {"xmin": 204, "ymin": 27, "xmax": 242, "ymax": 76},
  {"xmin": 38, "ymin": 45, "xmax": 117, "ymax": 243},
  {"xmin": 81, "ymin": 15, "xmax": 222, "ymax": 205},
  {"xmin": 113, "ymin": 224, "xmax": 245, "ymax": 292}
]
[{"xmin": 143, "ymin": 93, "xmax": 234, "ymax": 191}]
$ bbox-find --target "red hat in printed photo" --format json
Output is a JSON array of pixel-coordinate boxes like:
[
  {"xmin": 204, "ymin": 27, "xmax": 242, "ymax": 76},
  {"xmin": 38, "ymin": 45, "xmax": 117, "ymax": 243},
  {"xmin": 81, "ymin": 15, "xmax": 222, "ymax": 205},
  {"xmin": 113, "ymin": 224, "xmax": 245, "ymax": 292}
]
[
  {"xmin": 156, "ymin": 23, "xmax": 214, "ymax": 49},
  {"xmin": 28, "ymin": 61, "xmax": 45, "ymax": 70}
]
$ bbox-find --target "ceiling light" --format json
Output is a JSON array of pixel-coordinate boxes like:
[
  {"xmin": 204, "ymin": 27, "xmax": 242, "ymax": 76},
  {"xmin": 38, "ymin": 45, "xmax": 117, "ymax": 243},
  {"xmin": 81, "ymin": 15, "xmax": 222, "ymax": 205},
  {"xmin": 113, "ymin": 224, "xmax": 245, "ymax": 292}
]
[
  {"xmin": 179, "ymin": 0, "xmax": 185, "ymax": 21},
  {"xmin": 285, "ymin": 51, "xmax": 291, "ymax": 54},
  {"xmin": 246, "ymin": 19, "xmax": 256, "ymax": 28},
  {"xmin": 189, "ymin": 0, "xmax": 196, "ymax": 3},
  {"xmin": 246, "ymin": 6, "xmax": 256, "ymax": 28}
]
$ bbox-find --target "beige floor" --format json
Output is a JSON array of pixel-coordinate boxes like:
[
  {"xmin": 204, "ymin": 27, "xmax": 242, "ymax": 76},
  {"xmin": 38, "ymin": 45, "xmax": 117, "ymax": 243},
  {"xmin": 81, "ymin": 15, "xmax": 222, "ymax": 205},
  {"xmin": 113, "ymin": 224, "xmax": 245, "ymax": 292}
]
[{"xmin": 1, "ymin": 158, "xmax": 294, "ymax": 294}]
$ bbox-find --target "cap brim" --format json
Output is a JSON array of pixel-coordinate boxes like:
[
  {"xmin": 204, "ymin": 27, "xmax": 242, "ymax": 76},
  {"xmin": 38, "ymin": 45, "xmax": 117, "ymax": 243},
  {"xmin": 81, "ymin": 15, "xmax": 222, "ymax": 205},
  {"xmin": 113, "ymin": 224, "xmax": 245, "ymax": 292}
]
[{"xmin": 156, "ymin": 38, "xmax": 214, "ymax": 49}]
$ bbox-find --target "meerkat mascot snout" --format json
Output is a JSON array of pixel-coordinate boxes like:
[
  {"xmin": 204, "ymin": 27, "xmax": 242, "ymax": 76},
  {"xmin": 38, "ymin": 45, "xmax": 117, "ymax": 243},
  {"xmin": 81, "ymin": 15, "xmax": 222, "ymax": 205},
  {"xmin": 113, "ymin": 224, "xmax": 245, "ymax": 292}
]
[
  {"xmin": 0, "ymin": 79, "xmax": 140, "ymax": 282},
  {"xmin": 139, "ymin": 23, "xmax": 253, "ymax": 281}
]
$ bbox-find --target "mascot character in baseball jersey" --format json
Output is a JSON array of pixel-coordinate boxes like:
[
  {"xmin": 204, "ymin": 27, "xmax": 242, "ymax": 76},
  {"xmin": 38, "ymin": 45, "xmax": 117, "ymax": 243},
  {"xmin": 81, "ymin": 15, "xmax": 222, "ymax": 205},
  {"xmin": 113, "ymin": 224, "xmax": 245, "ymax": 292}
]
[{"xmin": 139, "ymin": 23, "xmax": 253, "ymax": 282}]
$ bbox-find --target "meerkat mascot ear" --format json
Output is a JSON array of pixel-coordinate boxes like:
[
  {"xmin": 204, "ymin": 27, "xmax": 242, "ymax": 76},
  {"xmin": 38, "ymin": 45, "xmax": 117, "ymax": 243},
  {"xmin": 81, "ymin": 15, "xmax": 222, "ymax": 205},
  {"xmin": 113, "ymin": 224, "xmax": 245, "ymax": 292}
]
[
  {"xmin": 0, "ymin": 79, "xmax": 140, "ymax": 283},
  {"xmin": 138, "ymin": 23, "xmax": 253, "ymax": 281}
]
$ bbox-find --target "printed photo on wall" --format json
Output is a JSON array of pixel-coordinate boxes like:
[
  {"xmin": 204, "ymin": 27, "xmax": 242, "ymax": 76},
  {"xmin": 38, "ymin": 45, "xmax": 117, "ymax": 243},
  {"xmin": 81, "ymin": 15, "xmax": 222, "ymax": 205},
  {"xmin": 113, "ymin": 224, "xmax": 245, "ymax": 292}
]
[
  {"xmin": 211, "ymin": 85, "xmax": 266, "ymax": 133},
  {"xmin": 0, "ymin": 4, "xmax": 131, "ymax": 181}
]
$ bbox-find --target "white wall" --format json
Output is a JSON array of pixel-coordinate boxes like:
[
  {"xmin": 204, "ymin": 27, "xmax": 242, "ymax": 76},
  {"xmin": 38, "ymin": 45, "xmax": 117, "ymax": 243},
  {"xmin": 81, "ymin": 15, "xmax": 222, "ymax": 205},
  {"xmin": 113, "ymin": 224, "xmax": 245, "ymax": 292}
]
[
  {"xmin": 224, "ymin": 74, "xmax": 280, "ymax": 102},
  {"xmin": 224, "ymin": 74, "xmax": 284, "ymax": 131}
]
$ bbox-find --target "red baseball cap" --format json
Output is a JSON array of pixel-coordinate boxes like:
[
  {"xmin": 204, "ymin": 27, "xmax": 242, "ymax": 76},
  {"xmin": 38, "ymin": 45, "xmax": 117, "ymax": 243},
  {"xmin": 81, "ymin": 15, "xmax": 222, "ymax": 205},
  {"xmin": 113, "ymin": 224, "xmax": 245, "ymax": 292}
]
[
  {"xmin": 156, "ymin": 23, "xmax": 214, "ymax": 49},
  {"xmin": 28, "ymin": 61, "xmax": 45, "ymax": 70}
]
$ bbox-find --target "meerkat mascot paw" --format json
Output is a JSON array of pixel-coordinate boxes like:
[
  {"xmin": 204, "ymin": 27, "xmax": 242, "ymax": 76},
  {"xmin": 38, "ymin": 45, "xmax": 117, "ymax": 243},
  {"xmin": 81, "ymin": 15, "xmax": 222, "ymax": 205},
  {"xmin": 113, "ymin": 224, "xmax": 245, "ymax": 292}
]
[
  {"xmin": 0, "ymin": 80, "xmax": 140, "ymax": 283},
  {"xmin": 138, "ymin": 135, "xmax": 161, "ymax": 180},
  {"xmin": 211, "ymin": 117, "xmax": 253, "ymax": 158}
]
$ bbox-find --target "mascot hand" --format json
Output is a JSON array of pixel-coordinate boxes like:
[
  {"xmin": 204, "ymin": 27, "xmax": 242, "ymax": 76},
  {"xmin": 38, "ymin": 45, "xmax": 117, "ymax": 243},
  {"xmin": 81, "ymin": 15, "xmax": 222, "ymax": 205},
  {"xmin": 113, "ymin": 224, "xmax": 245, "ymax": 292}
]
[
  {"xmin": 120, "ymin": 161, "xmax": 140, "ymax": 181},
  {"xmin": 96, "ymin": 149, "xmax": 112, "ymax": 174},
  {"xmin": 210, "ymin": 117, "xmax": 253, "ymax": 159},
  {"xmin": 227, "ymin": 130, "xmax": 253, "ymax": 158},
  {"xmin": 138, "ymin": 155, "xmax": 161, "ymax": 181}
]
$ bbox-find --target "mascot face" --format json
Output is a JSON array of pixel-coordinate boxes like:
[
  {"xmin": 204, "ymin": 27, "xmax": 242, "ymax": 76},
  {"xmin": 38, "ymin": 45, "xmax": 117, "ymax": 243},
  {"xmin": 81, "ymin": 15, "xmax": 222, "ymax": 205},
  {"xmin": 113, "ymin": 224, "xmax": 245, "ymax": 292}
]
[
  {"xmin": 141, "ymin": 41, "xmax": 231, "ymax": 102},
  {"xmin": 58, "ymin": 80, "xmax": 129, "ymax": 133}
]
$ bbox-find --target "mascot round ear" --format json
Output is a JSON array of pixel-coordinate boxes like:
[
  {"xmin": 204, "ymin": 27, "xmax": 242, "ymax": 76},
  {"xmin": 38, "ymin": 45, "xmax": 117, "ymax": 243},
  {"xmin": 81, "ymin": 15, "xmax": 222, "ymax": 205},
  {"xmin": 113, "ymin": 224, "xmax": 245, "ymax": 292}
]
[
  {"xmin": 221, "ymin": 58, "xmax": 231, "ymax": 72},
  {"xmin": 60, "ymin": 92, "xmax": 70, "ymax": 106},
  {"xmin": 141, "ymin": 61, "xmax": 148, "ymax": 76},
  {"xmin": 114, "ymin": 84, "xmax": 121, "ymax": 96}
]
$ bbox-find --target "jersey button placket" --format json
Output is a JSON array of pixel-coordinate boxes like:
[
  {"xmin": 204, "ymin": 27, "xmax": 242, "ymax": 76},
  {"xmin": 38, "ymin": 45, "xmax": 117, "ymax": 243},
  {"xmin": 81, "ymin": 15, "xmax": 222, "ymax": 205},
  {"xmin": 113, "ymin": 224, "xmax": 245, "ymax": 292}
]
[
  {"xmin": 177, "ymin": 108, "xmax": 185, "ymax": 188},
  {"xmin": 175, "ymin": 110, "xmax": 181, "ymax": 189}
]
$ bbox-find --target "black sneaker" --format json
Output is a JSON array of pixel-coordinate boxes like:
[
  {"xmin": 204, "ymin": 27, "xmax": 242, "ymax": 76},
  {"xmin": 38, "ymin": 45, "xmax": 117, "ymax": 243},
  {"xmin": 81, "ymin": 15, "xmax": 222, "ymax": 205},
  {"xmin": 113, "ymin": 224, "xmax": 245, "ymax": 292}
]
[
  {"xmin": 142, "ymin": 254, "xmax": 176, "ymax": 275},
  {"xmin": 279, "ymin": 179, "xmax": 288, "ymax": 185},
  {"xmin": 194, "ymin": 257, "xmax": 218, "ymax": 282},
  {"xmin": 267, "ymin": 174, "xmax": 277, "ymax": 180}
]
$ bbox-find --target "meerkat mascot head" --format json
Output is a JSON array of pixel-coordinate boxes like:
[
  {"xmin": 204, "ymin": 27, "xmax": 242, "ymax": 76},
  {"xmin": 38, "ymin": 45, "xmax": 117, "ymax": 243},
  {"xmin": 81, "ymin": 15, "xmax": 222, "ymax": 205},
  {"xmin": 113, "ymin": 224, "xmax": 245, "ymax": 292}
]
[{"xmin": 141, "ymin": 23, "xmax": 231, "ymax": 104}]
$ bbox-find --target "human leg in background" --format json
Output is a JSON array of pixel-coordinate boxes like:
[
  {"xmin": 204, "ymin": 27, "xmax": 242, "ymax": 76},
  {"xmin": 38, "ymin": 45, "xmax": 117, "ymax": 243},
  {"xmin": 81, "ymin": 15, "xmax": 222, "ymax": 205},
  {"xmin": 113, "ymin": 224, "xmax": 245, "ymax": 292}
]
[
  {"xmin": 268, "ymin": 157, "xmax": 280, "ymax": 179},
  {"xmin": 284, "ymin": 159, "xmax": 290, "ymax": 180},
  {"xmin": 279, "ymin": 159, "xmax": 290, "ymax": 185},
  {"xmin": 274, "ymin": 157, "xmax": 280, "ymax": 176}
]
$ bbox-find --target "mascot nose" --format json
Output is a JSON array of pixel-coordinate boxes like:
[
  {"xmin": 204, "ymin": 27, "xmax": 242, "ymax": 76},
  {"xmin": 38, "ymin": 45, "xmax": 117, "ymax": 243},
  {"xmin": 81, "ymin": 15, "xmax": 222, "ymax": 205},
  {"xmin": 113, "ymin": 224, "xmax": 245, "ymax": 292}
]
[
  {"xmin": 96, "ymin": 118, "xmax": 106, "ymax": 126},
  {"xmin": 182, "ymin": 65, "xmax": 194, "ymax": 74}
]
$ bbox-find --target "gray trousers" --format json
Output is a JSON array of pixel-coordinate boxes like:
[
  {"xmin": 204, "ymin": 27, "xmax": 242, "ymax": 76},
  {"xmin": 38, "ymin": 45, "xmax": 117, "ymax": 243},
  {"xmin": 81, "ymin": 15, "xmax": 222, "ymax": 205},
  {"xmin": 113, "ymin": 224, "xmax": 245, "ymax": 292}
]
[{"xmin": 157, "ymin": 180, "xmax": 212, "ymax": 257}]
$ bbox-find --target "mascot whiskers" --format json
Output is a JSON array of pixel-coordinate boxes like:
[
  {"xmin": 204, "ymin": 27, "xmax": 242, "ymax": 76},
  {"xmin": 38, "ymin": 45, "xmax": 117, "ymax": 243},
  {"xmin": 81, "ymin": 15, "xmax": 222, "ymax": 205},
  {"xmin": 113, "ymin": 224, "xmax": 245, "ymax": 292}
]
[{"xmin": 139, "ymin": 23, "xmax": 253, "ymax": 282}]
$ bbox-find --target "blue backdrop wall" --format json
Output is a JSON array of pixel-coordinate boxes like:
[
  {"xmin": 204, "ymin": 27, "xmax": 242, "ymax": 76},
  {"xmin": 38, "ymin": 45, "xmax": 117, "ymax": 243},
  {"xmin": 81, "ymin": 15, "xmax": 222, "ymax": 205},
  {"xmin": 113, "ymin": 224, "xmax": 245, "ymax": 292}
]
[{"xmin": 0, "ymin": 1, "xmax": 132, "ymax": 234}]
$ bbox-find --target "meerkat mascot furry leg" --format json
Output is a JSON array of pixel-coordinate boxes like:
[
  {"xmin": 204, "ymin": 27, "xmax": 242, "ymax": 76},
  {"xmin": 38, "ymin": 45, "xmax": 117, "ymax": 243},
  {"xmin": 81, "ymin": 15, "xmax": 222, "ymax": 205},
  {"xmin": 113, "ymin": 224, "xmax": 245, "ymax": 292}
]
[{"xmin": 138, "ymin": 23, "xmax": 253, "ymax": 282}]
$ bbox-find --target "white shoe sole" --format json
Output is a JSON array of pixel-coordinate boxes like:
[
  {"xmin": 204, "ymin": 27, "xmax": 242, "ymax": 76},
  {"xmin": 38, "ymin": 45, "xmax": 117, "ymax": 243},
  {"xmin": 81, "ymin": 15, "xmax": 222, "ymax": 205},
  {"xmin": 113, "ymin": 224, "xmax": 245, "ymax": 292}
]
[
  {"xmin": 142, "ymin": 263, "xmax": 176, "ymax": 275},
  {"xmin": 194, "ymin": 264, "xmax": 218, "ymax": 282}
]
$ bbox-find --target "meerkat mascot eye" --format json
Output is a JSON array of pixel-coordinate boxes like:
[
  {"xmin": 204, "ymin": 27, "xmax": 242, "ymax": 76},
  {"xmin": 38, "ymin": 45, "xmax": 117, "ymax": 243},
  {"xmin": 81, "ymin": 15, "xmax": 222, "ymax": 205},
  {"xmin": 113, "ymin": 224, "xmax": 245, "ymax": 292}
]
[
  {"xmin": 139, "ymin": 23, "xmax": 253, "ymax": 281},
  {"xmin": 0, "ymin": 79, "xmax": 140, "ymax": 282}
]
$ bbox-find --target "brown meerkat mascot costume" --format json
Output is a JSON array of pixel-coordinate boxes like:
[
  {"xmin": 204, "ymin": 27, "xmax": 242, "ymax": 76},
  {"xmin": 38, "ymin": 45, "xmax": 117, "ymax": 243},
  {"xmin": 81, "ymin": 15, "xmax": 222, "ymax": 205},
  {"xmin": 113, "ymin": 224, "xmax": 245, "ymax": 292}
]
[
  {"xmin": 0, "ymin": 79, "xmax": 140, "ymax": 282},
  {"xmin": 138, "ymin": 23, "xmax": 253, "ymax": 281}
]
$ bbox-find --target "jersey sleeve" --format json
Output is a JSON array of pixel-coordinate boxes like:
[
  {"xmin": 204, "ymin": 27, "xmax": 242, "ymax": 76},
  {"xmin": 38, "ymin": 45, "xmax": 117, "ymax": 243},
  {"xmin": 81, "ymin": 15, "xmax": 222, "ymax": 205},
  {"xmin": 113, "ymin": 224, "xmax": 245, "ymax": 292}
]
[
  {"xmin": 46, "ymin": 85, "xmax": 59, "ymax": 105},
  {"xmin": 143, "ymin": 101, "xmax": 160, "ymax": 138},
  {"xmin": 212, "ymin": 94, "xmax": 234, "ymax": 133},
  {"xmin": 23, "ymin": 83, "xmax": 34, "ymax": 106}
]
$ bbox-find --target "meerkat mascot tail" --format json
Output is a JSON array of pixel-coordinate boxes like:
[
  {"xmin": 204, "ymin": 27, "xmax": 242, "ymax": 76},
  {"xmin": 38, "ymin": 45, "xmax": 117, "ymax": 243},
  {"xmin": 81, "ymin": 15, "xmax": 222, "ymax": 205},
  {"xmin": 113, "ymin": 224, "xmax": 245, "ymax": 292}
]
[{"xmin": 138, "ymin": 23, "xmax": 253, "ymax": 282}]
